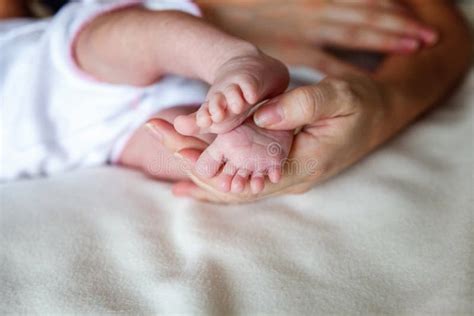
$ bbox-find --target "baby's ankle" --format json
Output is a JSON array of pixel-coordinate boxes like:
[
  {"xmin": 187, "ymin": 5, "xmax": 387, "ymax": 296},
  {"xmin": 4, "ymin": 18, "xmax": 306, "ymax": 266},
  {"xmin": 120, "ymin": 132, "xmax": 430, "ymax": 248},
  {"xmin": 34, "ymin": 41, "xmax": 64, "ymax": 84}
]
[{"xmin": 206, "ymin": 41, "xmax": 260, "ymax": 83}]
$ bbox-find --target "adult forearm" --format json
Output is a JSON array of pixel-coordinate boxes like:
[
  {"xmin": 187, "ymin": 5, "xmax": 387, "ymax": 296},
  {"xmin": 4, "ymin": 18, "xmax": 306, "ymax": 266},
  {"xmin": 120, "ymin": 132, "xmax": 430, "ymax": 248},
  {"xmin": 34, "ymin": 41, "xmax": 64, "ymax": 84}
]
[{"xmin": 374, "ymin": 1, "xmax": 472, "ymax": 140}]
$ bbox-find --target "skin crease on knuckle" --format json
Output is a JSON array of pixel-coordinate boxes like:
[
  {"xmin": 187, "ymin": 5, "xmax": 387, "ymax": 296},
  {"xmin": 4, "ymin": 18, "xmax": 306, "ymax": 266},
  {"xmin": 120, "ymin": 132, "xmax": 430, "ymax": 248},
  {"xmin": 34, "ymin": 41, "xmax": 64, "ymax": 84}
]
[
  {"xmin": 295, "ymin": 87, "xmax": 318, "ymax": 124},
  {"xmin": 326, "ymin": 78, "xmax": 357, "ymax": 109}
]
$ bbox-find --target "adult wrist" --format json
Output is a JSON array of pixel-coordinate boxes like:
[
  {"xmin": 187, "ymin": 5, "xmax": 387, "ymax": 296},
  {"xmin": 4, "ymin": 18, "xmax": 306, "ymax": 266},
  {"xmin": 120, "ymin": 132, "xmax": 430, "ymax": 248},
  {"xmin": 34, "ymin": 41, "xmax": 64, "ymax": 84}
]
[{"xmin": 334, "ymin": 74, "xmax": 396, "ymax": 151}]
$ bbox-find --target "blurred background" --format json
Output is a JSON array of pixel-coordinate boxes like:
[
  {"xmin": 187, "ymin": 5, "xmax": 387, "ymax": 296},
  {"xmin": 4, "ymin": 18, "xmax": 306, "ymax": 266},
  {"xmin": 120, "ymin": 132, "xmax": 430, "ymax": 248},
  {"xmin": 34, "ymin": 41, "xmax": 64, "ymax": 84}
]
[
  {"xmin": 26, "ymin": 0, "xmax": 474, "ymax": 57},
  {"xmin": 26, "ymin": 0, "xmax": 474, "ymax": 27}
]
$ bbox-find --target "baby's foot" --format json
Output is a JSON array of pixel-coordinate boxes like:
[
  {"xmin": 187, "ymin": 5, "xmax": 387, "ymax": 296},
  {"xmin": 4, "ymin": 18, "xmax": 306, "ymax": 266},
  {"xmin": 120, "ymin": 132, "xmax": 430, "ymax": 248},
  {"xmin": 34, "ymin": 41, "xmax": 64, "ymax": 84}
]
[
  {"xmin": 174, "ymin": 50, "xmax": 289, "ymax": 135},
  {"xmin": 118, "ymin": 106, "xmax": 213, "ymax": 181},
  {"xmin": 194, "ymin": 119, "xmax": 294, "ymax": 194}
]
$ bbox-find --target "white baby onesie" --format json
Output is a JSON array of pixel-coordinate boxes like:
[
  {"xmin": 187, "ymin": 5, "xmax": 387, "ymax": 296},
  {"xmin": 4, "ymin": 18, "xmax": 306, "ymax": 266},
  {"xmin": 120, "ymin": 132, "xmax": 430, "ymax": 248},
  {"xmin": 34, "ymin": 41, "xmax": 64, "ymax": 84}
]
[
  {"xmin": 0, "ymin": 0, "xmax": 210, "ymax": 181},
  {"xmin": 0, "ymin": 0, "xmax": 325, "ymax": 182}
]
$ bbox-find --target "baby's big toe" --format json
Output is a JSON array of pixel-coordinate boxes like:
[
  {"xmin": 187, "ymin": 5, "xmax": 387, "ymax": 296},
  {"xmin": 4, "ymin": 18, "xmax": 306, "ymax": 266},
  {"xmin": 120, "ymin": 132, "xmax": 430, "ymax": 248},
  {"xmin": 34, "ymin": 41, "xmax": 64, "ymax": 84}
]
[{"xmin": 208, "ymin": 93, "xmax": 226, "ymax": 123}]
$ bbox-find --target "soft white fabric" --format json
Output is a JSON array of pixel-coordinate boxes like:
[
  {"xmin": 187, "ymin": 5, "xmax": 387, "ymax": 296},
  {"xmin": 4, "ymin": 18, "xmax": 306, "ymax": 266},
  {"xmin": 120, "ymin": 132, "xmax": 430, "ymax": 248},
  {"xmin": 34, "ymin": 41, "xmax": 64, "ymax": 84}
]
[
  {"xmin": 0, "ymin": 0, "xmax": 205, "ymax": 181},
  {"xmin": 1, "ymin": 68, "xmax": 472, "ymax": 314}
]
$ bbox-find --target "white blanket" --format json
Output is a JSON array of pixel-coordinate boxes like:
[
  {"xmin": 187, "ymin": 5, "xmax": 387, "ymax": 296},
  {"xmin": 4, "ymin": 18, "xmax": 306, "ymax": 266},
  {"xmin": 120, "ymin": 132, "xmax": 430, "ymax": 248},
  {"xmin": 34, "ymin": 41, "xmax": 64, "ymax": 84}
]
[{"xmin": 1, "ymin": 67, "xmax": 473, "ymax": 314}]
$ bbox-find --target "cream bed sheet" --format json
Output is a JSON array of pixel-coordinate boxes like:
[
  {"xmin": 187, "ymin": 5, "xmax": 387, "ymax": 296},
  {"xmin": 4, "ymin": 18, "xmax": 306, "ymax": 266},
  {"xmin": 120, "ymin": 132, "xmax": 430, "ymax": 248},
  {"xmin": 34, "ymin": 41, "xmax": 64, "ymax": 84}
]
[{"xmin": 1, "ymin": 68, "xmax": 473, "ymax": 314}]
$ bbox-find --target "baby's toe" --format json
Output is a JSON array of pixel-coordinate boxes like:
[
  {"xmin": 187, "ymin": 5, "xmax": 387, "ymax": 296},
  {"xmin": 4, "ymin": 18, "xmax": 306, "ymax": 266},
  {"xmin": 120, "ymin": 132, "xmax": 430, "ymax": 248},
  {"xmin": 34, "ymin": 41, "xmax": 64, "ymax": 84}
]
[
  {"xmin": 237, "ymin": 74, "xmax": 260, "ymax": 105},
  {"xmin": 250, "ymin": 172, "xmax": 265, "ymax": 194},
  {"xmin": 231, "ymin": 169, "xmax": 250, "ymax": 193},
  {"xmin": 216, "ymin": 162, "xmax": 238, "ymax": 192},
  {"xmin": 195, "ymin": 149, "xmax": 223, "ymax": 178},
  {"xmin": 224, "ymin": 84, "xmax": 246, "ymax": 115},
  {"xmin": 196, "ymin": 103, "xmax": 213, "ymax": 128},
  {"xmin": 268, "ymin": 167, "xmax": 282, "ymax": 184},
  {"xmin": 208, "ymin": 93, "xmax": 227, "ymax": 123}
]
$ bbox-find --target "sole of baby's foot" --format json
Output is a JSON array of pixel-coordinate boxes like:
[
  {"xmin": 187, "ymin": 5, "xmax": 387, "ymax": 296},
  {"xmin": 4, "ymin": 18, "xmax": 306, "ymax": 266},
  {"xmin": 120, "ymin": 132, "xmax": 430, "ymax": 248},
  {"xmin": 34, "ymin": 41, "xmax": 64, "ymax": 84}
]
[
  {"xmin": 174, "ymin": 51, "xmax": 289, "ymax": 136},
  {"xmin": 193, "ymin": 119, "xmax": 294, "ymax": 194}
]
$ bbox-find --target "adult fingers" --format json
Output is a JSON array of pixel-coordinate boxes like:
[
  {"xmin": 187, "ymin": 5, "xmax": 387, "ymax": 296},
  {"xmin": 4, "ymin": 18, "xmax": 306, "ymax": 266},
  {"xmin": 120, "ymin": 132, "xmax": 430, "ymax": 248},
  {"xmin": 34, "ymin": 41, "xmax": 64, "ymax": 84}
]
[
  {"xmin": 172, "ymin": 177, "xmax": 301, "ymax": 204},
  {"xmin": 172, "ymin": 180, "xmax": 254, "ymax": 204},
  {"xmin": 310, "ymin": 21, "xmax": 421, "ymax": 52},
  {"xmin": 172, "ymin": 181, "xmax": 216, "ymax": 203},
  {"xmin": 320, "ymin": 6, "xmax": 437, "ymax": 45},
  {"xmin": 253, "ymin": 78, "xmax": 357, "ymax": 130},
  {"xmin": 145, "ymin": 118, "xmax": 209, "ymax": 152},
  {"xmin": 324, "ymin": 1, "xmax": 437, "ymax": 43},
  {"xmin": 332, "ymin": 0, "xmax": 404, "ymax": 11},
  {"xmin": 172, "ymin": 179, "xmax": 260, "ymax": 204}
]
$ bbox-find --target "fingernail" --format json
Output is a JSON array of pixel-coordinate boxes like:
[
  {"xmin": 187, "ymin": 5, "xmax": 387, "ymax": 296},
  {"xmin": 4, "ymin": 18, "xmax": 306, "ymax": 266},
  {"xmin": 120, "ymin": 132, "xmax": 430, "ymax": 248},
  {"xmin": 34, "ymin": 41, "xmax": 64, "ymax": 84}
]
[
  {"xmin": 144, "ymin": 122, "xmax": 163, "ymax": 142},
  {"xmin": 399, "ymin": 38, "xmax": 419, "ymax": 51},
  {"xmin": 254, "ymin": 101, "xmax": 283, "ymax": 127},
  {"xmin": 419, "ymin": 29, "xmax": 438, "ymax": 44},
  {"xmin": 174, "ymin": 150, "xmax": 194, "ymax": 164},
  {"xmin": 173, "ymin": 151, "xmax": 184, "ymax": 160}
]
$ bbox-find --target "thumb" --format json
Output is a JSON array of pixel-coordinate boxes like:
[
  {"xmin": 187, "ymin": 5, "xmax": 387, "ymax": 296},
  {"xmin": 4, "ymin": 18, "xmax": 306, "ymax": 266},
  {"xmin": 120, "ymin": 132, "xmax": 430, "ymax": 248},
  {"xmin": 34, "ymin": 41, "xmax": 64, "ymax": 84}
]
[
  {"xmin": 145, "ymin": 118, "xmax": 208, "ymax": 152},
  {"xmin": 253, "ymin": 80, "xmax": 344, "ymax": 130}
]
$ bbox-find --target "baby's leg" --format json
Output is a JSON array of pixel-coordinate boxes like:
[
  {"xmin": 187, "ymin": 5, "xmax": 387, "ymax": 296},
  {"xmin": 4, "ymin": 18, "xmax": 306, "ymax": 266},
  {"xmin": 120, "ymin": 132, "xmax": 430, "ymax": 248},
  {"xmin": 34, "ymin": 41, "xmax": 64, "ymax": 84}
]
[
  {"xmin": 76, "ymin": 7, "xmax": 289, "ymax": 135},
  {"xmin": 76, "ymin": 8, "xmax": 286, "ymax": 92},
  {"xmin": 118, "ymin": 106, "xmax": 213, "ymax": 181}
]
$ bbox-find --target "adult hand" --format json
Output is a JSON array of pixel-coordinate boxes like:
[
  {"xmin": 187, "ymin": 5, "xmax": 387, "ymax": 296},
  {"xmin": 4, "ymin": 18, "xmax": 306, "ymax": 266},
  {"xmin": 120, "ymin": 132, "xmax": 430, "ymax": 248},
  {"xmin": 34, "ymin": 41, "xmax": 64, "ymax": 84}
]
[
  {"xmin": 148, "ymin": 75, "xmax": 391, "ymax": 203},
  {"xmin": 198, "ymin": 0, "xmax": 438, "ymax": 75},
  {"xmin": 146, "ymin": 0, "xmax": 470, "ymax": 203}
]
